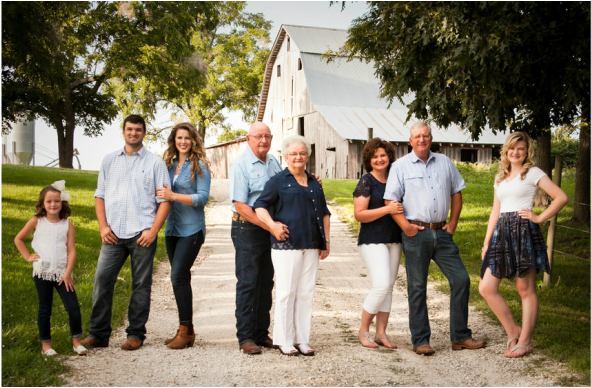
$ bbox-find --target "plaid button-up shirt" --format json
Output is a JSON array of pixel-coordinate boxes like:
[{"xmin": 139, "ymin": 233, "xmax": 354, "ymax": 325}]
[{"xmin": 95, "ymin": 146, "xmax": 170, "ymax": 239}]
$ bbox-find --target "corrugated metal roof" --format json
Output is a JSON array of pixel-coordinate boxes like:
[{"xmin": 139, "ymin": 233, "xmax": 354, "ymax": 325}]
[
  {"xmin": 314, "ymin": 105, "xmax": 507, "ymax": 144},
  {"xmin": 282, "ymin": 25, "xmax": 348, "ymax": 54}
]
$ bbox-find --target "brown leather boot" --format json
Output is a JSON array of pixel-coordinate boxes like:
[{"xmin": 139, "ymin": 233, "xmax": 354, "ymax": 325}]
[
  {"xmin": 167, "ymin": 324, "xmax": 195, "ymax": 349},
  {"xmin": 164, "ymin": 329, "xmax": 179, "ymax": 345}
]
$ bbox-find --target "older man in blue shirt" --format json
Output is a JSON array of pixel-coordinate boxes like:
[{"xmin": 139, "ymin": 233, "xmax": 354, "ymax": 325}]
[
  {"xmin": 385, "ymin": 121, "xmax": 486, "ymax": 355},
  {"xmin": 229, "ymin": 122, "xmax": 284, "ymax": 355},
  {"xmin": 82, "ymin": 115, "xmax": 171, "ymax": 351}
]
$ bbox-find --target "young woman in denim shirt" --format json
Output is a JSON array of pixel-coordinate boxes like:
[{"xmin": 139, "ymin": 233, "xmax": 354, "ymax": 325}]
[{"xmin": 157, "ymin": 122, "xmax": 211, "ymax": 349}]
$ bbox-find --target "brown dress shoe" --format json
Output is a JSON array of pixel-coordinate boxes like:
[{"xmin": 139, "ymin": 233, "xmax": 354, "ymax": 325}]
[
  {"xmin": 255, "ymin": 337, "xmax": 279, "ymax": 349},
  {"xmin": 81, "ymin": 336, "xmax": 108, "ymax": 348},
  {"xmin": 167, "ymin": 325, "xmax": 196, "ymax": 349},
  {"xmin": 413, "ymin": 344, "xmax": 435, "ymax": 355},
  {"xmin": 121, "ymin": 337, "xmax": 143, "ymax": 351},
  {"xmin": 452, "ymin": 338, "xmax": 487, "ymax": 350},
  {"xmin": 239, "ymin": 341, "xmax": 262, "ymax": 355}
]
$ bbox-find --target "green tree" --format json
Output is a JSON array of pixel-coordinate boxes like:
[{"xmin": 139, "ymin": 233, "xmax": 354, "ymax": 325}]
[
  {"xmin": 2, "ymin": 1, "xmax": 216, "ymax": 168},
  {"xmin": 343, "ymin": 2, "xmax": 589, "ymax": 209},
  {"xmin": 114, "ymin": 2, "xmax": 271, "ymax": 142},
  {"xmin": 217, "ymin": 128, "xmax": 248, "ymax": 143}
]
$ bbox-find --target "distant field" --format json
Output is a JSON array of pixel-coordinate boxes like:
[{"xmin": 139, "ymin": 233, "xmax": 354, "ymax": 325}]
[
  {"xmin": 323, "ymin": 162, "xmax": 590, "ymax": 384},
  {"xmin": 2, "ymin": 165, "xmax": 168, "ymax": 386}
]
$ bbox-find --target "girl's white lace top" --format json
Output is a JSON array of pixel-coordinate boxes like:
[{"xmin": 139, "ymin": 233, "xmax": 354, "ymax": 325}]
[{"xmin": 31, "ymin": 217, "xmax": 69, "ymax": 281}]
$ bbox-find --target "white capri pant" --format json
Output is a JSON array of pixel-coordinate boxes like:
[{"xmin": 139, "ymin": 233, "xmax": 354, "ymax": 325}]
[
  {"xmin": 271, "ymin": 249, "xmax": 319, "ymax": 346},
  {"xmin": 359, "ymin": 243, "xmax": 402, "ymax": 314}
]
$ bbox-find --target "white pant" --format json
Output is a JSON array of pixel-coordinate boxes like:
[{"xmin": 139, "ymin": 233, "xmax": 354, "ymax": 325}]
[
  {"xmin": 271, "ymin": 249, "xmax": 319, "ymax": 346},
  {"xmin": 359, "ymin": 243, "xmax": 402, "ymax": 314}
]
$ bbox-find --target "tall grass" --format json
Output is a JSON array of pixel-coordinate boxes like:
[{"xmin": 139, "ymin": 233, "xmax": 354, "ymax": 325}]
[
  {"xmin": 324, "ymin": 162, "xmax": 590, "ymax": 384},
  {"xmin": 2, "ymin": 165, "xmax": 168, "ymax": 386}
]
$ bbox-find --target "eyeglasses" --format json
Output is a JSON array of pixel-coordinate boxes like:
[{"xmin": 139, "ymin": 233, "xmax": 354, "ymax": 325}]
[
  {"xmin": 250, "ymin": 135, "xmax": 273, "ymax": 141},
  {"xmin": 287, "ymin": 152, "xmax": 308, "ymax": 158}
]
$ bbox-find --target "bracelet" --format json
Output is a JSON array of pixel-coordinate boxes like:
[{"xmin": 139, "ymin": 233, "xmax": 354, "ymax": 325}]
[{"xmin": 482, "ymin": 246, "xmax": 488, "ymax": 251}]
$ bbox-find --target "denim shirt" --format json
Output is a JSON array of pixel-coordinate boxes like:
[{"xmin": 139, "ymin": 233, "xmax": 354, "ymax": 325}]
[
  {"xmin": 164, "ymin": 158, "xmax": 211, "ymax": 237},
  {"xmin": 254, "ymin": 168, "xmax": 331, "ymax": 250}
]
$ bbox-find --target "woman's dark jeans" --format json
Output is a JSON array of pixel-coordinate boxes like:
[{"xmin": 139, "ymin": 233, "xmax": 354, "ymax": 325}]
[
  {"xmin": 33, "ymin": 276, "xmax": 82, "ymax": 342},
  {"xmin": 165, "ymin": 231, "xmax": 205, "ymax": 324}
]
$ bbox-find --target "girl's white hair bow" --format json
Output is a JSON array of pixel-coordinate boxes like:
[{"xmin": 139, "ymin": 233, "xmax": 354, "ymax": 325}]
[{"xmin": 51, "ymin": 180, "xmax": 71, "ymax": 201}]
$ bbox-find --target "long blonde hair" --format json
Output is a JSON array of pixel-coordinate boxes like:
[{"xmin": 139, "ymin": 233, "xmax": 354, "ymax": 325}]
[
  {"xmin": 496, "ymin": 131, "xmax": 535, "ymax": 183},
  {"xmin": 163, "ymin": 123, "xmax": 210, "ymax": 182}
]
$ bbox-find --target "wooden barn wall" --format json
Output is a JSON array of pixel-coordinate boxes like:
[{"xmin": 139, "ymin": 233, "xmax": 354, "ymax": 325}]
[
  {"xmin": 205, "ymin": 140, "xmax": 248, "ymax": 179},
  {"xmin": 477, "ymin": 147, "xmax": 492, "ymax": 164},
  {"xmin": 442, "ymin": 147, "xmax": 461, "ymax": 162}
]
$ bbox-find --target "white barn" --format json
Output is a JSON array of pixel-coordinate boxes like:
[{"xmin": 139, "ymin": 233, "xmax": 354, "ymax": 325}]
[{"xmin": 208, "ymin": 25, "xmax": 506, "ymax": 179}]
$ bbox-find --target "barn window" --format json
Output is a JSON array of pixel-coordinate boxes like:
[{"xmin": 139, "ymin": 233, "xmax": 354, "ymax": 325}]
[
  {"xmin": 277, "ymin": 65, "xmax": 281, "ymax": 77},
  {"xmin": 299, "ymin": 116, "xmax": 304, "ymax": 136},
  {"xmin": 461, "ymin": 149, "xmax": 478, "ymax": 163},
  {"xmin": 287, "ymin": 37, "xmax": 290, "ymax": 51},
  {"xmin": 298, "ymin": 58, "xmax": 302, "ymax": 70}
]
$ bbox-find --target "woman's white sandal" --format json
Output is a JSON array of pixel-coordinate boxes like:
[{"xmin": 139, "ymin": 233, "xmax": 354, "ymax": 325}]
[
  {"xmin": 295, "ymin": 343, "xmax": 315, "ymax": 356},
  {"xmin": 279, "ymin": 345, "xmax": 300, "ymax": 356},
  {"xmin": 73, "ymin": 345, "xmax": 88, "ymax": 355},
  {"xmin": 41, "ymin": 348, "xmax": 57, "ymax": 356},
  {"xmin": 374, "ymin": 333, "xmax": 397, "ymax": 349}
]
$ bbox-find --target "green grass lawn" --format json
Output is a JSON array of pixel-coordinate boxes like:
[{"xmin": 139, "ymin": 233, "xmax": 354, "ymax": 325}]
[
  {"xmin": 2, "ymin": 165, "xmax": 168, "ymax": 386},
  {"xmin": 324, "ymin": 162, "xmax": 590, "ymax": 384}
]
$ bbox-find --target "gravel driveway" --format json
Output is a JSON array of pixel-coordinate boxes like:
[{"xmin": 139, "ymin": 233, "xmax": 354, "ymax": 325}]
[{"xmin": 63, "ymin": 179, "xmax": 576, "ymax": 386}]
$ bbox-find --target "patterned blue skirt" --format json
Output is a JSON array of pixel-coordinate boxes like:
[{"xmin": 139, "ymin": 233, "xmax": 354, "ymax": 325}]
[{"xmin": 480, "ymin": 211, "xmax": 550, "ymax": 280}]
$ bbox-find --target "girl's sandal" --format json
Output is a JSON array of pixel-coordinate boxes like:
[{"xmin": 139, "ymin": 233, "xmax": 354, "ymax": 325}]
[
  {"xmin": 279, "ymin": 345, "xmax": 300, "ymax": 356},
  {"xmin": 374, "ymin": 333, "xmax": 397, "ymax": 349},
  {"xmin": 73, "ymin": 345, "xmax": 88, "ymax": 356},
  {"xmin": 359, "ymin": 331, "xmax": 378, "ymax": 348},
  {"xmin": 41, "ymin": 349, "xmax": 57, "ymax": 357},
  {"xmin": 504, "ymin": 327, "xmax": 521, "ymax": 356},
  {"xmin": 505, "ymin": 344, "xmax": 533, "ymax": 358}
]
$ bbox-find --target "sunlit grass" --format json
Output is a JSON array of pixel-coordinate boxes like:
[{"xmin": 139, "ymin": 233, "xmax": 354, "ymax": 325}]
[
  {"xmin": 324, "ymin": 162, "xmax": 590, "ymax": 383},
  {"xmin": 2, "ymin": 165, "xmax": 168, "ymax": 386}
]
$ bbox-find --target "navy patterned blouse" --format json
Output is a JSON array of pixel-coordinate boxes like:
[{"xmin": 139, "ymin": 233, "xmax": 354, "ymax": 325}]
[{"xmin": 353, "ymin": 173, "xmax": 402, "ymax": 245}]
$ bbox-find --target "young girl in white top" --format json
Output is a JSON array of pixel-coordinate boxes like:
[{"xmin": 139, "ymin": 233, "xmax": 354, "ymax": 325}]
[
  {"xmin": 479, "ymin": 132, "xmax": 568, "ymax": 358},
  {"xmin": 14, "ymin": 181, "xmax": 87, "ymax": 356}
]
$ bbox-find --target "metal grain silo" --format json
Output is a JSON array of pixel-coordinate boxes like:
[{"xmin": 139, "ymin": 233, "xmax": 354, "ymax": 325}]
[{"xmin": 2, "ymin": 120, "xmax": 35, "ymax": 165}]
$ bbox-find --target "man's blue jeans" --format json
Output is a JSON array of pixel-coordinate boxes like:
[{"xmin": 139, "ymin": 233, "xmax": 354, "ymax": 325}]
[
  {"xmin": 231, "ymin": 220, "xmax": 274, "ymax": 346},
  {"xmin": 89, "ymin": 233, "xmax": 157, "ymax": 343},
  {"xmin": 402, "ymin": 228, "xmax": 472, "ymax": 347}
]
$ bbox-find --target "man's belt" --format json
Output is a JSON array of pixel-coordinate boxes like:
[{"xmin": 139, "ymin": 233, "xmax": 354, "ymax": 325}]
[
  {"xmin": 232, "ymin": 212, "xmax": 251, "ymax": 223},
  {"xmin": 409, "ymin": 220, "xmax": 446, "ymax": 229}
]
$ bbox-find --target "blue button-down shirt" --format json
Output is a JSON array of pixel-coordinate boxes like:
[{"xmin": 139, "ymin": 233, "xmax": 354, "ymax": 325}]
[
  {"xmin": 254, "ymin": 168, "xmax": 331, "ymax": 250},
  {"xmin": 165, "ymin": 158, "xmax": 211, "ymax": 237},
  {"xmin": 229, "ymin": 146, "xmax": 282, "ymax": 213},
  {"xmin": 384, "ymin": 151, "xmax": 466, "ymax": 223},
  {"xmin": 95, "ymin": 146, "xmax": 170, "ymax": 239}
]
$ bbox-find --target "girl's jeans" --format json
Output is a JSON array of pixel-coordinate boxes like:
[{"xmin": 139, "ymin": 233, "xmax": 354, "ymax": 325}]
[{"xmin": 33, "ymin": 275, "xmax": 82, "ymax": 342}]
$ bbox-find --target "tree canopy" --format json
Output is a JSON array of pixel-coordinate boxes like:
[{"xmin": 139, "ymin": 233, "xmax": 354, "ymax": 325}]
[
  {"xmin": 114, "ymin": 2, "xmax": 271, "ymax": 142},
  {"xmin": 343, "ymin": 2, "xmax": 590, "ymax": 140},
  {"xmin": 2, "ymin": 1, "xmax": 216, "ymax": 167}
]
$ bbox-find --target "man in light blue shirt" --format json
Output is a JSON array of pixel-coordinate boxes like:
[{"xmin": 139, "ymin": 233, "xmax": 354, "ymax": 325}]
[
  {"xmin": 83, "ymin": 115, "xmax": 171, "ymax": 351},
  {"xmin": 229, "ymin": 122, "xmax": 283, "ymax": 354},
  {"xmin": 384, "ymin": 121, "xmax": 486, "ymax": 355}
]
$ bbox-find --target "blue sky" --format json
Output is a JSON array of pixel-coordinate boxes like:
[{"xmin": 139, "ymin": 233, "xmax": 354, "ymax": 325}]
[{"xmin": 32, "ymin": 1, "xmax": 369, "ymax": 171}]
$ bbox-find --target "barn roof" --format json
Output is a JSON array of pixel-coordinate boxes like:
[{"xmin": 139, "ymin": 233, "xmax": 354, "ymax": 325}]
[{"xmin": 257, "ymin": 25, "xmax": 507, "ymax": 145}]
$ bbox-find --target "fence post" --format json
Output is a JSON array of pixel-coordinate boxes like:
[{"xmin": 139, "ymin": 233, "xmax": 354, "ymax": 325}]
[
  {"xmin": 367, "ymin": 128, "xmax": 373, "ymax": 143},
  {"xmin": 543, "ymin": 156, "xmax": 563, "ymax": 287}
]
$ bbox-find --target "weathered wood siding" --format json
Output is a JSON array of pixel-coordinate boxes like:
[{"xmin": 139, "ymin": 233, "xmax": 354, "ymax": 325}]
[
  {"xmin": 205, "ymin": 139, "xmax": 248, "ymax": 179},
  {"xmin": 477, "ymin": 147, "xmax": 492, "ymax": 164}
]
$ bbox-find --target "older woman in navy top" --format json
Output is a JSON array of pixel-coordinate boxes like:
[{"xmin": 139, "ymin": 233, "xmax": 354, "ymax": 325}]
[
  {"xmin": 156, "ymin": 122, "xmax": 211, "ymax": 349},
  {"xmin": 354, "ymin": 138, "xmax": 404, "ymax": 349},
  {"xmin": 254, "ymin": 135, "xmax": 330, "ymax": 357}
]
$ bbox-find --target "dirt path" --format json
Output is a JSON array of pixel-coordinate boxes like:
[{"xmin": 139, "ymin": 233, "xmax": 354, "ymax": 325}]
[{"xmin": 63, "ymin": 179, "xmax": 576, "ymax": 386}]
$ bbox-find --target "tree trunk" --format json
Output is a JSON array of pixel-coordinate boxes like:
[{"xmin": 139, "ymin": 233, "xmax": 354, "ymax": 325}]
[
  {"xmin": 534, "ymin": 130, "xmax": 552, "ymax": 208},
  {"xmin": 57, "ymin": 97, "xmax": 76, "ymax": 168},
  {"xmin": 572, "ymin": 123, "xmax": 590, "ymax": 225},
  {"xmin": 198, "ymin": 121, "xmax": 206, "ymax": 144}
]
